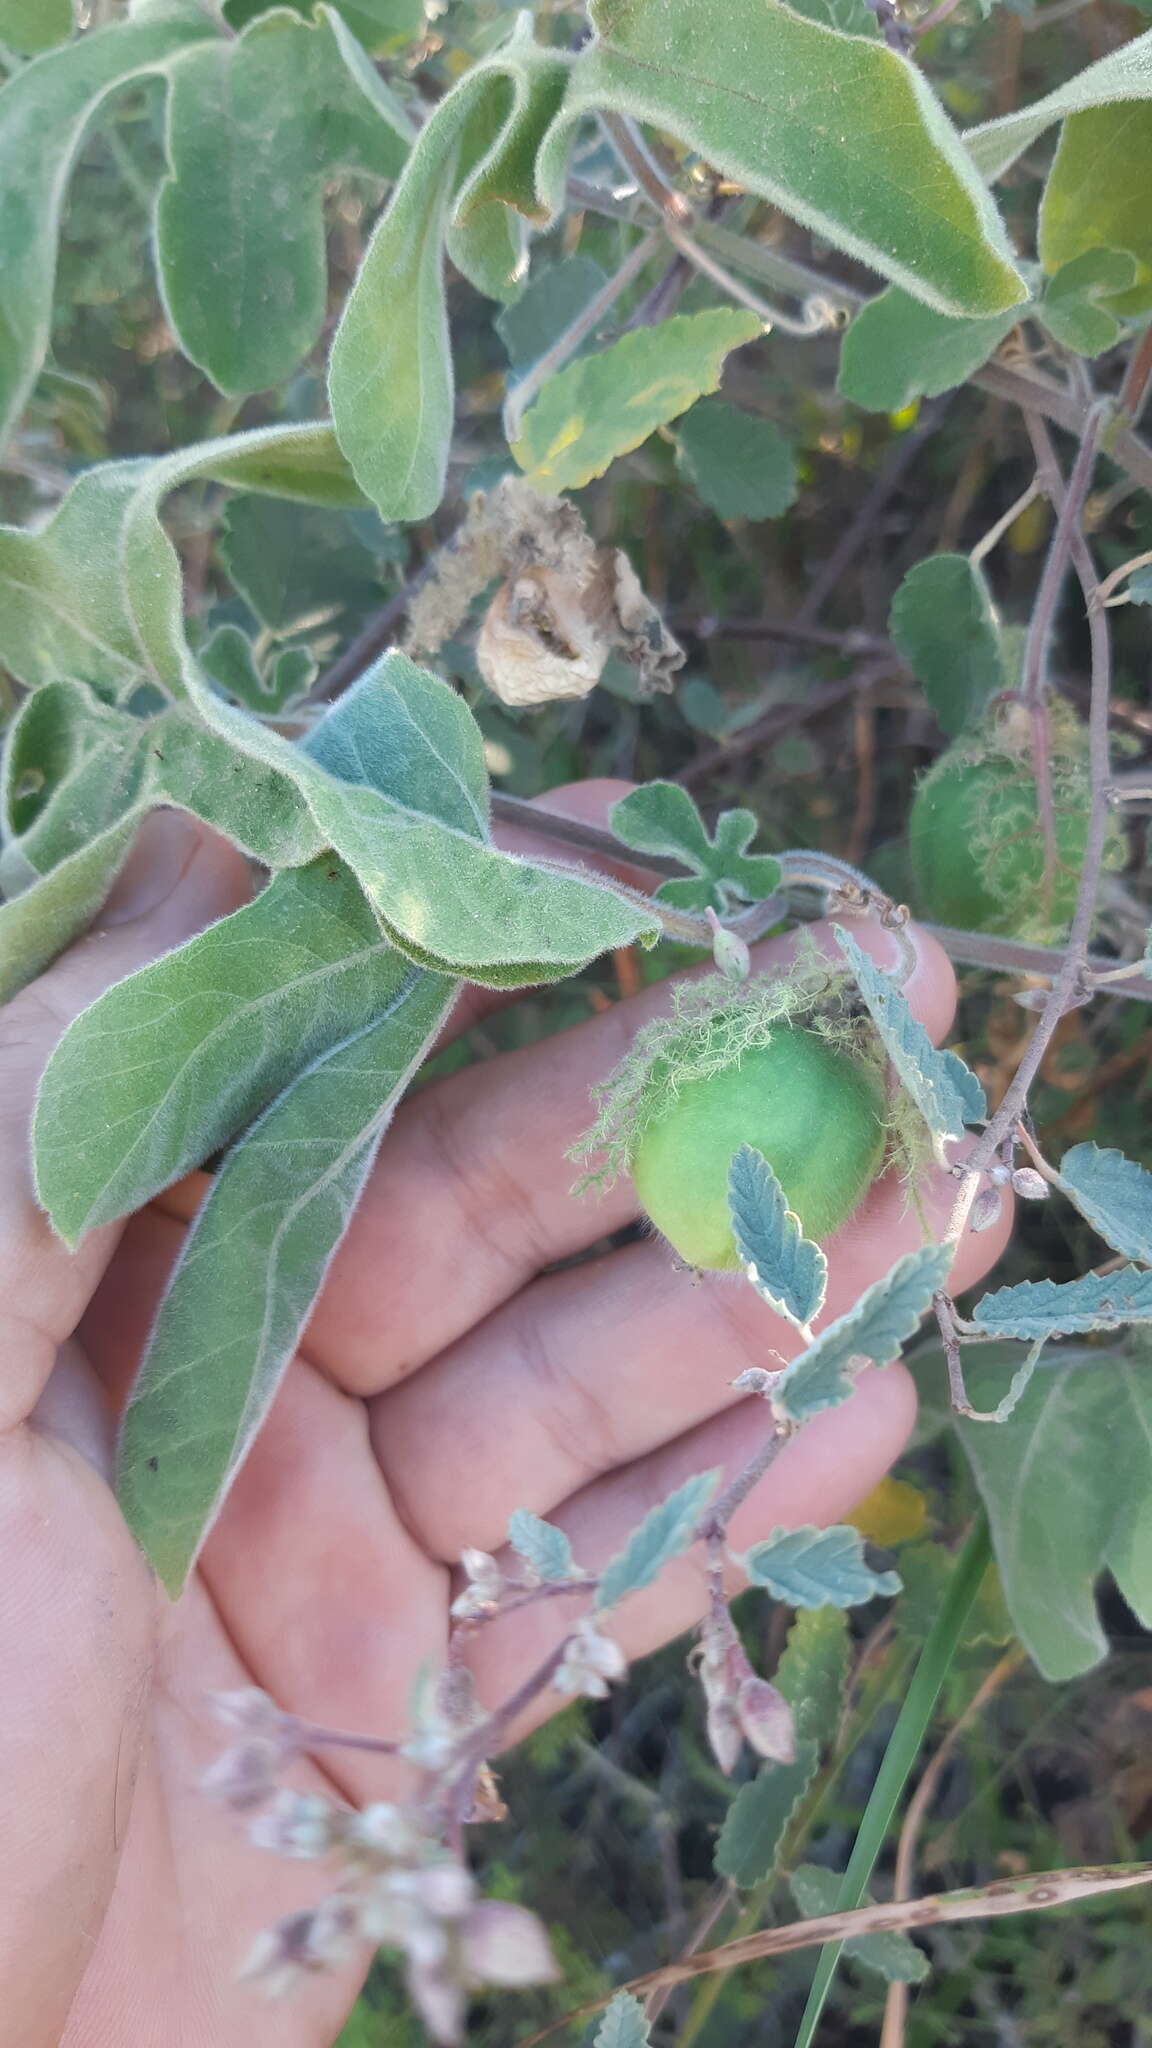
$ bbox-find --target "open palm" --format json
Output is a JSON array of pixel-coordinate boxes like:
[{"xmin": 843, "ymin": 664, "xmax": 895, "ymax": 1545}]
[{"xmin": 0, "ymin": 786, "xmax": 1009, "ymax": 2048}]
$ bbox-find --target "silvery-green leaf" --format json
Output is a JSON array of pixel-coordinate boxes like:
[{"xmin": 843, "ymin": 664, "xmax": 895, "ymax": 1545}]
[
  {"xmin": 835, "ymin": 924, "xmax": 986, "ymax": 1142},
  {"xmin": 965, "ymin": 25, "xmax": 1152, "ymax": 181},
  {"xmin": 743, "ymin": 1525, "xmax": 901, "ymax": 1608},
  {"xmin": 0, "ymin": 816, "xmax": 137, "ymax": 1005},
  {"xmin": 789, "ymin": 1866, "xmax": 929, "ymax": 1984},
  {"xmin": 728, "ymin": 1144, "xmax": 827, "ymax": 1332},
  {"xmin": 1056, "ymin": 1142, "xmax": 1152, "ymax": 1264},
  {"xmin": 593, "ymin": 1992, "xmax": 652, "ymax": 2048},
  {"xmin": 507, "ymin": 1509, "xmax": 577, "ymax": 1585},
  {"xmin": 773, "ymin": 1244, "xmax": 953, "ymax": 1425},
  {"xmin": 970, "ymin": 1268, "xmax": 1152, "ymax": 1338},
  {"xmin": 118, "ymin": 960, "xmax": 455, "ymax": 1593},
  {"xmin": 595, "ymin": 1470, "xmax": 718, "ymax": 1611}
]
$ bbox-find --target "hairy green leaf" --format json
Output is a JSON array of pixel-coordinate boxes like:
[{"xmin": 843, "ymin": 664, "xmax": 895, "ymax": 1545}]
[
  {"xmin": 966, "ymin": 25, "xmax": 1152, "ymax": 181},
  {"xmin": 538, "ymin": 0, "xmax": 1026, "ymax": 317},
  {"xmin": 596, "ymin": 1470, "xmax": 718, "ymax": 1610},
  {"xmin": 593, "ymin": 1992, "xmax": 652, "ymax": 2048},
  {"xmin": 1057, "ymin": 1142, "xmax": 1152, "ymax": 1264},
  {"xmin": 495, "ymin": 253, "xmax": 609, "ymax": 368},
  {"xmin": 0, "ymin": 816, "xmax": 137, "ymax": 1004},
  {"xmin": 1037, "ymin": 248, "xmax": 1139, "ymax": 356},
  {"xmin": 0, "ymin": 0, "xmax": 73, "ymax": 52},
  {"xmin": 970, "ymin": 1267, "xmax": 1152, "ymax": 1338},
  {"xmin": 198, "ymin": 625, "xmax": 316, "ymax": 715},
  {"xmin": 218, "ymin": 496, "xmax": 386, "ymax": 633},
  {"xmin": 0, "ymin": 5, "xmax": 215, "ymax": 448},
  {"xmin": 609, "ymin": 782, "xmax": 780, "ymax": 914},
  {"xmin": 513, "ymin": 309, "xmax": 760, "ymax": 493},
  {"xmin": 156, "ymin": 8, "xmax": 410, "ymax": 396},
  {"xmin": 714, "ymin": 1739, "xmax": 819, "ymax": 1885},
  {"xmin": 889, "ymin": 553, "xmax": 1006, "ymax": 736},
  {"xmin": 118, "ymin": 959, "xmax": 454, "ymax": 1592},
  {"xmin": 835, "ymin": 924, "xmax": 987, "ymax": 1140},
  {"xmin": 773, "ymin": 1243, "xmax": 954, "ymax": 1424},
  {"xmin": 673, "ymin": 398, "xmax": 798, "ymax": 521},
  {"xmin": 838, "ymin": 287, "xmax": 1021, "ymax": 413},
  {"xmin": 743, "ymin": 1525, "xmax": 901, "ymax": 1608},
  {"xmin": 728, "ymin": 1144, "xmax": 828, "ymax": 1332},
  {"xmin": 789, "ymin": 1866, "xmax": 929, "ymax": 1984},
  {"xmin": 507, "ymin": 1509, "xmax": 577, "ymax": 1585}
]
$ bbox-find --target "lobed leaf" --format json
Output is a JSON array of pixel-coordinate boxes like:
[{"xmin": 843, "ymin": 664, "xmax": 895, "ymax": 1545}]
[
  {"xmin": 595, "ymin": 1470, "xmax": 719, "ymax": 1611},
  {"xmin": 713, "ymin": 1609, "xmax": 847, "ymax": 1886},
  {"xmin": 889, "ymin": 554, "xmax": 1006, "ymax": 737},
  {"xmin": 970, "ymin": 1267, "xmax": 1152, "ymax": 1338},
  {"xmin": 609, "ymin": 782, "xmax": 780, "ymax": 915},
  {"xmin": 772, "ymin": 1243, "xmax": 954, "ymax": 1424},
  {"xmin": 1056, "ymin": 1141, "xmax": 1152, "ymax": 1264},
  {"xmin": 743, "ymin": 1525, "xmax": 901, "ymax": 1609},
  {"xmin": 507, "ymin": 1509, "xmax": 577, "ymax": 1585},
  {"xmin": 118, "ymin": 960, "xmax": 455, "ymax": 1592},
  {"xmin": 1037, "ymin": 248, "xmax": 1139, "ymax": 356},
  {"xmin": 728, "ymin": 1144, "xmax": 828, "ymax": 1332},
  {"xmin": 593, "ymin": 1992, "xmax": 652, "ymax": 2048},
  {"xmin": 835, "ymin": 924, "xmax": 987, "ymax": 1142},
  {"xmin": 789, "ymin": 1867, "xmax": 929, "ymax": 1985}
]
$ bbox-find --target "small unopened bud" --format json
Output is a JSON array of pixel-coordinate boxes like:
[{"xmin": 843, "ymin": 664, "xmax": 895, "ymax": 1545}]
[
  {"xmin": 240, "ymin": 1896, "xmax": 358, "ymax": 1996},
  {"xmin": 969, "ymin": 1185, "xmax": 1003, "ymax": 1234},
  {"xmin": 1011, "ymin": 1166, "xmax": 1050, "ymax": 1200},
  {"xmin": 731, "ymin": 1366, "xmax": 777, "ymax": 1396},
  {"xmin": 451, "ymin": 1547, "xmax": 504, "ymax": 1619},
  {"xmin": 736, "ymin": 1677, "xmax": 796, "ymax": 1765},
  {"xmin": 554, "ymin": 1618, "xmax": 627, "ymax": 1699},
  {"xmin": 201, "ymin": 1738, "xmax": 284, "ymax": 1812},
  {"xmin": 348, "ymin": 1801, "xmax": 422, "ymax": 1862},
  {"xmin": 248, "ymin": 1790, "xmax": 339, "ymax": 1859},
  {"xmin": 706, "ymin": 908, "xmax": 751, "ymax": 982},
  {"xmin": 462, "ymin": 1900, "xmax": 560, "ymax": 1987},
  {"xmin": 415, "ymin": 1862, "xmax": 476, "ymax": 1922},
  {"xmin": 706, "ymin": 1696, "xmax": 744, "ymax": 1776}
]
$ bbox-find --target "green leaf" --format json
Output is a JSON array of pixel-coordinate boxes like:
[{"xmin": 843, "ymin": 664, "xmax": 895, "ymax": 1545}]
[
  {"xmin": 156, "ymin": 8, "xmax": 410, "ymax": 397},
  {"xmin": 728, "ymin": 1144, "xmax": 828, "ymax": 1332},
  {"xmin": 714, "ymin": 1737, "xmax": 819, "ymax": 1886},
  {"xmin": 834, "ymin": 924, "xmax": 987, "ymax": 1139},
  {"xmin": 507, "ymin": 1509, "xmax": 577, "ymax": 1585},
  {"xmin": 673, "ymin": 398, "xmax": 798, "ymax": 521},
  {"xmin": 1130, "ymin": 568, "xmax": 1152, "ymax": 607},
  {"xmin": 595, "ymin": 1469, "xmax": 718, "ymax": 1610},
  {"xmin": 942, "ymin": 1340, "xmax": 1152, "ymax": 1679},
  {"xmin": 512, "ymin": 310, "xmax": 762, "ymax": 493},
  {"xmin": 0, "ymin": 0, "xmax": 73, "ymax": 53},
  {"xmin": 592, "ymin": 1992, "xmax": 652, "ymax": 2048},
  {"xmin": 217, "ymin": 495, "xmax": 385, "ymax": 632},
  {"xmin": 1040, "ymin": 102, "xmax": 1152, "ymax": 315},
  {"xmin": 329, "ymin": 27, "xmax": 569, "ymax": 519},
  {"xmin": 743, "ymin": 1525, "xmax": 901, "ymax": 1608},
  {"xmin": 609, "ymin": 781, "xmax": 780, "ymax": 914},
  {"xmin": 0, "ymin": 5, "xmax": 214, "ymax": 449},
  {"xmin": 773, "ymin": 1243, "xmax": 954, "ymax": 1425},
  {"xmin": 1037, "ymin": 249, "xmax": 1140, "ymax": 357},
  {"xmin": 1057, "ymin": 1142, "xmax": 1152, "ymax": 1263},
  {"xmin": 966, "ymin": 25, "xmax": 1152, "ymax": 182},
  {"xmin": 1, "ymin": 677, "xmax": 142, "ymax": 848},
  {"xmin": 838, "ymin": 288, "xmax": 1021, "ymax": 413},
  {"xmin": 970, "ymin": 1268, "xmax": 1152, "ymax": 1338},
  {"xmin": 0, "ymin": 815, "xmax": 137, "ymax": 1005},
  {"xmin": 775, "ymin": 1606, "xmax": 850, "ymax": 1750},
  {"xmin": 495, "ymin": 253, "xmax": 609, "ymax": 369},
  {"xmin": 33, "ymin": 858, "xmax": 407, "ymax": 1243},
  {"xmin": 889, "ymin": 553, "xmax": 1006, "ymax": 737},
  {"xmin": 789, "ymin": 1867, "xmax": 929, "ymax": 1984},
  {"xmin": 117, "ymin": 957, "xmax": 455, "ymax": 1592},
  {"xmin": 198, "ymin": 624, "xmax": 316, "ymax": 714},
  {"xmin": 538, "ymin": 0, "xmax": 1027, "ymax": 318},
  {"xmin": 223, "ymin": 0, "xmax": 426, "ymax": 52}
]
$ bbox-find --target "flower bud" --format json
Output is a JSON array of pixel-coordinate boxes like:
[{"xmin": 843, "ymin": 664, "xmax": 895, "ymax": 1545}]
[
  {"xmin": 706, "ymin": 1695, "xmax": 744, "ymax": 1777},
  {"xmin": 415, "ymin": 1862, "xmax": 476, "ymax": 1922},
  {"xmin": 348, "ymin": 1801, "xmax": 422, "ymax": 1862},
  {"xmin": 201, "ymin": 1738, "xmax": 284, "ymax": 1812},
  {"xmin": 248, "ymin": 1790, "xmax": 339, "ymax": 1859},
  {"xmin": 736, "ymin": 1677, "xmax": 796, "ymax": 1765},
  {"xmin": 706, "ymin": 908, "xmax": 751, "ymax": 983},
  {"xmin": 968, "ymin": 1185, "xmax": 1003, "ymax": 1234},
  {"xmin": 1011, "ymin": 1166, "xmax": 1050, "ymax": 1200},
  {"xmin": 462, "ymin": 1901, "xmax": 560, "ymax": 1987},
  {"xmin": 554, "ymin": 1618, "xmax": 627, "ymax": 1699}
]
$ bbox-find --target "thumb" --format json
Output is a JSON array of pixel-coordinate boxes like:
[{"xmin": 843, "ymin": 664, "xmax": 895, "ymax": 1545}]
[{"xmin": 0, "ymin": 812, "xmax": 251, "ymax": 1430}]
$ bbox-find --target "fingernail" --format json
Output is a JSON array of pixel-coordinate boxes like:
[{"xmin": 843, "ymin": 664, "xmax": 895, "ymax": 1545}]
[{"xmin": 101, "ymin": 812, "xmax": 202, "ymax": 926}]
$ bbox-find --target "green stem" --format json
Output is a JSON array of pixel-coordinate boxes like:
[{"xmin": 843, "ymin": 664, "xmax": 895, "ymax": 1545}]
[{"xmin": 791, "ymin": 1516, "xmax": 993, "ymax": 2048}]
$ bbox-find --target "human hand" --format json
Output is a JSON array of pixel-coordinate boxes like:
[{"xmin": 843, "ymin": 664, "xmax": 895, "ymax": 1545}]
[{"xmin": 0, "ymin": 784, "xmax": 1011, "ymax": 2047}]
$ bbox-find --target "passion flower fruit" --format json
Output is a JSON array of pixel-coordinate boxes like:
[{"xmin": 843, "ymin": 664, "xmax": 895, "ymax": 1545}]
[
  {"xmin": 910, "ymin": 706, "xmax": 1124, "ymax": 942},
  {"xmin": 575, "ymin": 968, "xmax": 889, "ymax": 1273}
]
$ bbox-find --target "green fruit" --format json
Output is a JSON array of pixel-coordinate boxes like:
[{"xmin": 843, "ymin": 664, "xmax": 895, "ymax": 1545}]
[
  {"xmin": 631, "ymin": 1024, "xmax": 886, "ymax": 1272},
  {"xmin": 910, "ymin": 719, "xmax": 1123, "ymax": 942}
]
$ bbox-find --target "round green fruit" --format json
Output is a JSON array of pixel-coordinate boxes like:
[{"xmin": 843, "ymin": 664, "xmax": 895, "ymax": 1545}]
[
  {"xmin": 631, "ymin": 1024, "xmax": 886, "ymax": 1272},
  {"xmin": 910, "ymin": 719, "xmax": 1123, "ymax": 942}
]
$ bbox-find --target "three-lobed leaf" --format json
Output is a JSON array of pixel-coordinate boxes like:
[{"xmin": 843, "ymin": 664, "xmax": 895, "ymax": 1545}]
[
  {"xmin": 728, "ymin": 1144, "xmax": 828, "ymax": 1332},
  {"xmin": 743, "ymin": 1525, "xmax": 901, "ymax": 1609},
  {"xmin": 1037, "ymin": 248, "xmax": 1140, "ymax": 356},
  {"xmin": 609, "ymin": 782, "xmax": 780, "ymax": 914}
]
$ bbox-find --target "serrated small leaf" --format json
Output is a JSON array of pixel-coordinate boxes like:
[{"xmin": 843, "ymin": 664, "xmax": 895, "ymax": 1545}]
[
  {"xmin": 838, "ymin": 287, "xmax": 1019, "ymax": 413},
  {"xmin": 1056, "ymin": 1142, "xmax": 1152, "ymax": 1264},
  {"xmin": 714, "ymin": 1738, "xmax": 819, "ymax": 1886},
  {"xmin": 773, "ymin": 1243, "xmax": 954, "ymax": 1425},
  {"xmin": 835, "ymin": 924, "xmax": 986, "ymax": 1141},
  {"xmin": 513, "ymin": 310, "xmax": 762, "ymax": 493},
  {"xmin": 743, "ymin": 1525, "xmax": 901, "ymax": 1609},
  {"xmin": 889, "ymin": 555, "xmax": 1006, "ymax": 738},
  {"xmin": 507, "ymin": 1508, "xmax": 576, "ymax": 1584},
  {"xmin": 728, "ymin": 1144, "xmax": 827, "ymax": 1331},
  {"xmin": 970, "ymin": 1268, "xmax": 1152, "ymax": 1338},
  {"xmin": 673, "ymin": 398, "xmax": 798, "ymax": 521},
  {"xmin": 592, "ymin": 1991, "xmax": 652, "ymax": 2048},
  {"xmin": 595, "ymin": 1470, "xmax": 718, "ymax": 1611},
  {"xmin": 609, "ymin": 782, "xmax": 780, "ymax": 915},
  {"xmin": 789, "ymin": 1867, "xmax": 929, "ymax": 1984}
]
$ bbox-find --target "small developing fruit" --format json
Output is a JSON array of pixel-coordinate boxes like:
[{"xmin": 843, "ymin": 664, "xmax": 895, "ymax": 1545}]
[
  {"xmin": 909, "ymin": 705, "xmax": 1124, "ymax": 942},
  {"xmin": 575, "ymin": 971, "xmax": 889, "ymax": 1275}
]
